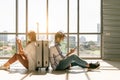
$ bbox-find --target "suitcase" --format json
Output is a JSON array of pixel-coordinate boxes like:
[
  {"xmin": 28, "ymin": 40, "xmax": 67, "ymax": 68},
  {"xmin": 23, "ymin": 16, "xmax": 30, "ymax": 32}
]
[{"xmin": 35, "ymin": 40, "xmax": 49, "ymax": 71}]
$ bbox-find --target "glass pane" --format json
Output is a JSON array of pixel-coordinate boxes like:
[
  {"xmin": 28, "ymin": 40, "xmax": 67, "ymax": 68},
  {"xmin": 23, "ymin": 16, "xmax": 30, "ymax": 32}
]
[
  {"xmin": 69, "ymin": 0, "xmax": 77, "ymax": 33},
  {"xmin": 0, "ymin": 0, "xmax": 15, "ymax": 32},
  {"xmin": 18, "ymin": 0, "xmax": 26, "ymax": 33},
  {"xmin": 60, "ymin": 37, "xmax": 67, "ymax": 56},
  {"xmin": 79, "ymin": 0, "xmax": 101, "ymax": 33},
  {"xmin": 69, "ymin": 35, "xmax": 77, "ymax": 55},
  {"xmin": 28, "ymin": 0, "xmax": 47, "ymax": 33},
  {"xmin": 38, "ymin": 34, "xmax": 47, "ymax": 40},
  {"xmin": 79, "ymin": 35, "xmax": 101, "ymax": 58},
  {"xmin": 0, "ymin": 35, "xmax": 16, "ymax": 57},
  {"xmin": 48, "ymin": 34, "xmax": 55, "ymax": 46},
  {"xmin": 48, "ymin": 0, "xmax": 67, "ymax": 33},
  {"xmin": 69, "ymin": 35, "xmax": 77, "ymax": 48}
]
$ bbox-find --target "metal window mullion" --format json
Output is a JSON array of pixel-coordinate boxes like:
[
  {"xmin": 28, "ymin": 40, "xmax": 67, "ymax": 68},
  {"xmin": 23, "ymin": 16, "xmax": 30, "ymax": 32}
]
[
  {"xmin": 0, "ymin": 32, "xmax": 101, "ymax": 35},
  {"xmin": 26, "ymin": 0, "xmax": 28, "ymax": 42},
  {"xmin": 101, "ymin": 0, "xmax": 103, "ymax": 59},
  {"xmin": 77, "ymin": 0, "xmax": 80, "ymax": 56},
  {"xmin": 46, "ymin": 0, "xmax": 48, "ymax": 39},
  {"xmin": 16, "ymin": 0, "xmax": 18, "ymax": 52},
  {"xmin": 67, "ymin": 0, "xmax": 69, "ymax": 52},
  {"xmin": 16, "ymin": 0, "xmax": 18, "ymax": 37}
]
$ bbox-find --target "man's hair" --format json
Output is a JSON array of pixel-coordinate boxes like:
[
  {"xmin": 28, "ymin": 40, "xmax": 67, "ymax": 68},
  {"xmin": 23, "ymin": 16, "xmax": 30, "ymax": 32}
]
[{"xmin": 55, "ymin": 31, "xmax": 66, "ymax": 41}]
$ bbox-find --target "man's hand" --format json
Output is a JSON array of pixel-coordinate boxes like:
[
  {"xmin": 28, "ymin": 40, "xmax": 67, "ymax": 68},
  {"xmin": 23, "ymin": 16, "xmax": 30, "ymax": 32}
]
[
  {"xmin": 66, "ymin": 48, "xmax": 76, "ymax": 56},
  {"xmin": 70, "ymin": 48, "xmax": 76, "ymax": 53}
]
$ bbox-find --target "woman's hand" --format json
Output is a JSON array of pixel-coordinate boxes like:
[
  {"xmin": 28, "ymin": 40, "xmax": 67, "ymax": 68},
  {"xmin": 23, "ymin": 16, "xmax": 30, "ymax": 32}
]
[
  {"xmin": 16, "ymin": 38, "xmax": 24, "ymax": 54},
  {"xmin": 16, "ymin": 38, "xmax": 21, "ymax": 45}
]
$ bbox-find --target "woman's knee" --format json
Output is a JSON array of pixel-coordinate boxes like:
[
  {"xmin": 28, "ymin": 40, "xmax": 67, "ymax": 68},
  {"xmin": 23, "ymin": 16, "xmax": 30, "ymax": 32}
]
[{"xmin": 15, "ymin": 54, "xmax": 23, "ymax": 59}]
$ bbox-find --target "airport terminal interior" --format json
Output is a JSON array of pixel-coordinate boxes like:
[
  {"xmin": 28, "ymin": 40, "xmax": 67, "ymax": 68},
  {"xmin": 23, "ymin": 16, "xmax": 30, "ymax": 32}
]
[{"xmin": 0, "ymin": 0, "xmax": 120, "ymax": 80}]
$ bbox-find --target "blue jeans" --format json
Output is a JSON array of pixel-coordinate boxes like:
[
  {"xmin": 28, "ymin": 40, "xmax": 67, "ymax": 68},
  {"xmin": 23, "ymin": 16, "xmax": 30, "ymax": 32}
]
[{"xmin": 56, "ymin": 54, "xmax": 88, "ymax": 70}]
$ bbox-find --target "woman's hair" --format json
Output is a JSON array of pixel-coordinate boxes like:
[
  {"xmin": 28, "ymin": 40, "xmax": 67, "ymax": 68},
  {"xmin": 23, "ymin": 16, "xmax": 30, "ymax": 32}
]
[
  {"xmin": 55, "ymin": 31, "xmax": 66, "ymax": 42},
  {"xmin": 27, "ymin": 30, "xmax": 36, "ymax": 42}
]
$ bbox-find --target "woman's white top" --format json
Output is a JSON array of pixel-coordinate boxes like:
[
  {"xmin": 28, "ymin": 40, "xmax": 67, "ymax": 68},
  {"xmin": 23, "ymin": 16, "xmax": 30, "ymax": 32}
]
[{"xmin": 24, "ymin": 42, "xmax": 36, "ymax": 71}]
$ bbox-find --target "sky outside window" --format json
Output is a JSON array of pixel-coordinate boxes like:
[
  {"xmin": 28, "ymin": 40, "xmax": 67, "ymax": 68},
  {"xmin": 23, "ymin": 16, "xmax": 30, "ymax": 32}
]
[
  {"xmin": 80, "ymin": 0, "xmax": 101, "ymax": 33},
  {"xmin": 0, "ymin": 0, "xmax": 100, "ymax": 34},
  {"xmin": 0, "ymin": 0, "xmax": 15, "ymax": 33},
  {"xmin": 28, "ymin": 0, "xmax": 47, "ymax": 33},
  {"xmin": 48, "ymin": 0, "xmax": 67, "ymax": 33},
  {"xmin": 0, "ymin": 0, "xmax": 101, "ymax": 43}
]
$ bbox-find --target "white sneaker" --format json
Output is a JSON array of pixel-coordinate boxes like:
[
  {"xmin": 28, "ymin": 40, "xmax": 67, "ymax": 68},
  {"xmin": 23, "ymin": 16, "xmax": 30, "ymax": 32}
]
[{"xmin": 0, "ymin": 65, "xmax": 9, "ymax": 70}]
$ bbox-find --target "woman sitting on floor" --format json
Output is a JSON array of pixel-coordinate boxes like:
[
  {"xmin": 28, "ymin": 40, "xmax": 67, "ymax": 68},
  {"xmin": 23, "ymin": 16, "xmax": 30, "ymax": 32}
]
[{"xmin": 0, "ymin": 30, "xmax": 37, "ymax": 71}]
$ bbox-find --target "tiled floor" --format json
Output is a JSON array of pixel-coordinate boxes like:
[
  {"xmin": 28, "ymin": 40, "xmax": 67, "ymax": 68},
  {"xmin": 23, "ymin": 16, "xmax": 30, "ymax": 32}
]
[{"xmin": 0, "ymin": 59, "xmax": 120, "ymax": 80}]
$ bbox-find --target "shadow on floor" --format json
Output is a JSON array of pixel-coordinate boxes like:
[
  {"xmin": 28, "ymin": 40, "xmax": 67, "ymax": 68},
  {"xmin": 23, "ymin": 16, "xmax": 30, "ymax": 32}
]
[
  {"xmin": 103, "ymin": 60, "xmax": 120, "ymax": 70},
  {"xmin": 7, "ymin": 68, "xmax": 28, "ymax": 74}
]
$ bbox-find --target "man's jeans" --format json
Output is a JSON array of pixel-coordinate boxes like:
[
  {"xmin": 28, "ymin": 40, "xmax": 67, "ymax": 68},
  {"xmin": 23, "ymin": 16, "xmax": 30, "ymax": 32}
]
[{"xmin": 56, "ymin": 54, "xmax": 88, "ymax": 70}]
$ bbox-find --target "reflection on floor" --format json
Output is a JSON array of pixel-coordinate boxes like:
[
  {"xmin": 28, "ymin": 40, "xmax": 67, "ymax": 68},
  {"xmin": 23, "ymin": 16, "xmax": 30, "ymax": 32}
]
[{"xmin": 0, "ymin": 59, "xmax": 120, "ymax": 80}]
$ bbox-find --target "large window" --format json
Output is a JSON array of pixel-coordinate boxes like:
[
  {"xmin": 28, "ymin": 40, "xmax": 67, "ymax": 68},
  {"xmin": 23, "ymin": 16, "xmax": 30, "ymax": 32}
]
[{"xmin": 0, "ymin": 0, "xmax": 101, "ymax": 58}]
